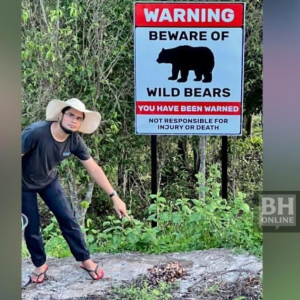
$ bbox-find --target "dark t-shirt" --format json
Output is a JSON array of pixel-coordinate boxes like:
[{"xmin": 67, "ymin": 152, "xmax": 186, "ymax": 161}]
[{"xmin": 22, "ymin": 121, "xmax": 91, "ymax": 190}]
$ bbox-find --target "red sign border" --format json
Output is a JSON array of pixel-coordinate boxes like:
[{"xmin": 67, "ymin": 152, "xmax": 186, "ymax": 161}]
[{"xmin": 134, "ymin": 2, "xmax": 245, "ymax": 28}]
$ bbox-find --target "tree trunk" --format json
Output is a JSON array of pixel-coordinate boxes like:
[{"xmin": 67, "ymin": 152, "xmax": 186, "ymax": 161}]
[
  {"xmin": 199, "ymin": 136, "xmax": 207, "ymax": 199},
  {"xmin": 193, "ymin": 138, "xmax": 200, "ymax": 176},
  {"xmin": 178, "ymin": 138, "xmax": 188, "ymax": 169},
  {"xmin": 118, "ymin": 151, "xmax": 128, "ymax": 197},
  {"xmin": 67, "ymin": 168, "xmax": 95, "ymax": 232},
  {"xmin": 244, "ymin": 115, "xmax": 253, "ymax": 136}
]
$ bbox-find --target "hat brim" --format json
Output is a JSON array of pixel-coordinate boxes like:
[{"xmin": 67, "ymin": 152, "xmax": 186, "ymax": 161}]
[{"xmin": 46, "ymin": 99, "xmax": 101, "ymax": 134}]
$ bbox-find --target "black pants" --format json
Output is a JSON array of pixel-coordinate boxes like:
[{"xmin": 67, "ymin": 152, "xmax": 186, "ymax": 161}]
[{"xmin": 22, "ymin": 179, "xmax": 90, "ymax": 267}]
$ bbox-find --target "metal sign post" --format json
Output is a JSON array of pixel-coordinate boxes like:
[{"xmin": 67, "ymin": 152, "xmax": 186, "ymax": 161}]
[
  {"xmin": 222, "ymin": 136, "xmax": 228, "ymax": 199},
  {"xmin": 151, "ymin": 135, "xmax": 158, "ymax": 227}
]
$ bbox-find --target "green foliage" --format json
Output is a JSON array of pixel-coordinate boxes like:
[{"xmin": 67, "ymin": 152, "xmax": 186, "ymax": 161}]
[
  {"xmin": 110, "ymin": 280, "xmax": 174, "ymax": 300},
  {"xmin": 22, "ymin": 241, "xmax": 30, "ymax": 259},
  {"xmin": 206, "ymin": 121, "xmax": 263, "ymax": 203},
  {"xmin": 95, "ymin": 167, "xmax": 260, "ymax": 256},
  {"xmin": 43, "ymin": 217, "xmax": 72, "ymax": 258},
  {"xmin": 243, "ymin": 0, "xmax": 263, "ymax": 116}
]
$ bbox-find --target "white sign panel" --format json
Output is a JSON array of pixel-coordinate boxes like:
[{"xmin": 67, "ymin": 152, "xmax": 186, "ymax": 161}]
[{"xmin": 134, "ymin": 2, "xmax": 246, "ymax": 135}]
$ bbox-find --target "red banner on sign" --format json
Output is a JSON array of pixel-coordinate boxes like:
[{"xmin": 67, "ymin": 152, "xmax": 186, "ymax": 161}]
[
  {"xmin": 135, "ymin": 3, "xmax": 244, "ymax": 27},
  {"xmin": 136, "ymin": 101, "xmax": 241, "ymax": 115}
]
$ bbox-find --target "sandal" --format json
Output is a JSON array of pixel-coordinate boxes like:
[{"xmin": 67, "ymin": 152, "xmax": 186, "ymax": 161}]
[
  {"xmin": 31, "ymin": 264, "xmax": 49, "ymax": 283},
  {"xmin": 22, "ymin": 265, "xmax": 48, "ymax": 288},
  {"xmin": 80, "ymin": 264, "xmax": 104, "ymax": 280}
]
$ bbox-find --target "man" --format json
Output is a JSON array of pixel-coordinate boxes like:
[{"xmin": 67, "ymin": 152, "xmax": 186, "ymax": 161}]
[{"xmin": 22, "ymin": 98, "xmax": 130, "ymax": 284}]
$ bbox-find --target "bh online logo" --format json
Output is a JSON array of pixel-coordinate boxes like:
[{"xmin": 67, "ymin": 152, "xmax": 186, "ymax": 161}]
[{"xmin": 260, "ymin": 194, "xmax": 296, "ymax": 229}]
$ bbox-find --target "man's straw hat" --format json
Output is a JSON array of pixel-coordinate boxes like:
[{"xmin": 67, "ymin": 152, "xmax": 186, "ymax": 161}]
[{"xmin": 46, "ymin": 98, "xmax": 101, "ymax": 134}]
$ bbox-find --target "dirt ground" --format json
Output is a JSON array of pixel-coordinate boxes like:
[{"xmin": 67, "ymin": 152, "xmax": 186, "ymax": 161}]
[
  {"xmin": 174, "ymin": 275, "xmax": 262, "ymax": 300},
  {"xmin": 22, "ymin": 249, "xmax": 262, "ymax": 300}
]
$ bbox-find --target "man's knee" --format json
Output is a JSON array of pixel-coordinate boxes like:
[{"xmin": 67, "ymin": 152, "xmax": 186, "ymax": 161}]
[{"xmin": 56, "ymin": 210, "xmax": 79, "ymax": 228}]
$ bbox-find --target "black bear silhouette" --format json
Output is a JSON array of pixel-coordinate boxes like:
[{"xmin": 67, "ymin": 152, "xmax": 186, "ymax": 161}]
[{"xmin": 156, "ymin": 45, "xmax": 215, "ymax": 83}]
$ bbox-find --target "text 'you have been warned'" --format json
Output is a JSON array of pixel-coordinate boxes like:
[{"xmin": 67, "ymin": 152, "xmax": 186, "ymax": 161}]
[{"xmin": 134, "ymin": 2, "xmax": 245, "ymax": 135}]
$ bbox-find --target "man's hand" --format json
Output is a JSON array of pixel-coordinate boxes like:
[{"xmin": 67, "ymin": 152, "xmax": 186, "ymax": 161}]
[{"xmin": 112, "ymin": 196, "xmax": 131, "ymax": 221}]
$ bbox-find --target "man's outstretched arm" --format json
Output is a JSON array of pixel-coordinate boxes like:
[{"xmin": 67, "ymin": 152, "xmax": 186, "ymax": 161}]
[{"xmin": 80, "ymin": 157, "xmax": 131, "ymax": 221}]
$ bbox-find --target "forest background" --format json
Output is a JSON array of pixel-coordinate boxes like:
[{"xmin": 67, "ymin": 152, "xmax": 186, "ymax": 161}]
[{"xmin": 21, "ymin": 0, "xmax": 262, "ymax": 259}]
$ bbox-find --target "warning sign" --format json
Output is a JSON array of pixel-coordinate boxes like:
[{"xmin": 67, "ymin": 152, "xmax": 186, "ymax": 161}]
[{"xmin": 134, "ymin": 2, "xmax": 246, "ymax": 135}]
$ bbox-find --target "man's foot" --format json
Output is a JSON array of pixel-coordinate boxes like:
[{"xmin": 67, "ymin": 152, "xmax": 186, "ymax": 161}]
[
  {"xmin": 80, "ymin": 259, "xmax": 104, "ymax": 280},
  {"xmin": 31, "ymin": 264, "xmax": 48, "ymax": 283}
]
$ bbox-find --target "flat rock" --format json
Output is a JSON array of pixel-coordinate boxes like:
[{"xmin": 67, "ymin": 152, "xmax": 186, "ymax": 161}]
[{"xmin": 22, "ymin": 248, "xmax": 262, "ymax": 300}]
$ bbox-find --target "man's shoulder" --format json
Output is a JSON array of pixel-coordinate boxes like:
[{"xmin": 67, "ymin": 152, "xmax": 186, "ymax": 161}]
[
  {"xmin": 23, "ymin": 121, "xmax": 51, "ymax": 133},
  {"xmin": 69, "ymin": 132, "xmax": 89, "ymax": 153},
  {"xmin": 70, "ymin": 132, "xmax": 85, "ymax": 145},
  {"xmin": 22, "ymin": 121, "xmax": 53, "ymax": 141}
]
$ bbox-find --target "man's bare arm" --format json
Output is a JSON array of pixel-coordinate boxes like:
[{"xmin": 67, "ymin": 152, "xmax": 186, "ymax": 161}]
[{"xmin": 80, "ymin": 157, "xmax": 130, "ymax": 220}]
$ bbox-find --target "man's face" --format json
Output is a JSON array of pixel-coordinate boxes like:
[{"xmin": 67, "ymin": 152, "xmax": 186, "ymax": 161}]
[{"xmin": 59, "ymin": 108, "xmax": 84, "ymax": 134}]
